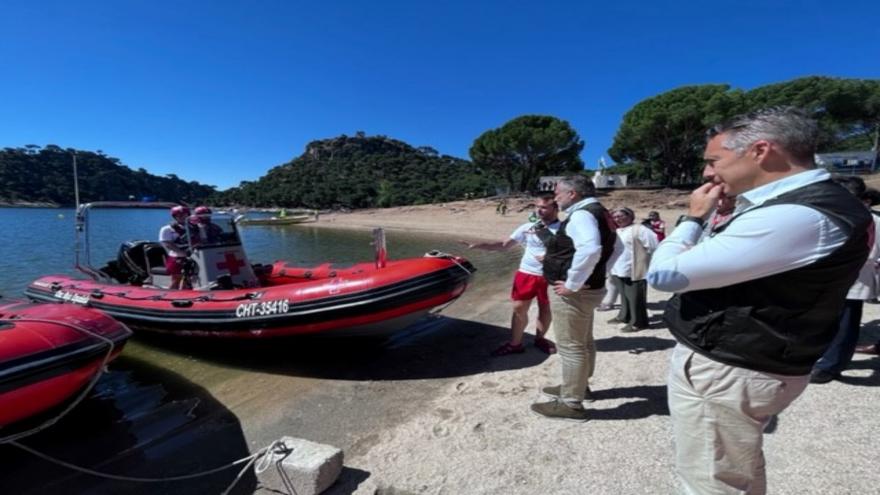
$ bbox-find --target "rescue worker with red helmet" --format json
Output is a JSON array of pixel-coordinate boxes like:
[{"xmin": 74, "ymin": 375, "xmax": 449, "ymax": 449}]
[
  {"xmin": 159, "ymin": 205, "xmax": 191, "ymax": 288},
  {"xmin": 189, "ymin": 206, "xmax": 224, "ymax": 246}
]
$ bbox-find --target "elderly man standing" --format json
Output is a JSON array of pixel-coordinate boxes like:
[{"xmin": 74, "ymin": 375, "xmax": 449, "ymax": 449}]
[
  {"xmin": 532, "ymin": 175, "xmax": 616, "ymax": 421},
  {"xmin": 648, "ymin": 107, "xmax": 871, "ymax": 494}
]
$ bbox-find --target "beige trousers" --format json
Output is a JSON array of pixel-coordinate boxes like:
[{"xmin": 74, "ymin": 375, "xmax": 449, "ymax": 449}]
[
  {"xmin": 667, "ymin": 344, "xmax": 810, "ymax": 495},
  {"xmin": 549, "ymin": 287, "xmax": 605, "ymax": 405}
]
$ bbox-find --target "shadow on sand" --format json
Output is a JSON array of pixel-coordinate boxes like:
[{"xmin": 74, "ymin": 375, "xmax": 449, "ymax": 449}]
[
  {"xmin": 838, "ymin": 356, "xmax": 880, "ymax": 387},
  {"xmin": 133, "ymin": 315, "xmax": 552, "ymax": 381},
  {"xmin": 596, "ymin": 334, "xmax": 676, "ymax": 354},
  {"xmin": 0, "ymin": 355, "xmax": 257, "ymax": 495},
  {"xmin": 590, "ymin": 385, "xmax": 670, "ymax": 420}
]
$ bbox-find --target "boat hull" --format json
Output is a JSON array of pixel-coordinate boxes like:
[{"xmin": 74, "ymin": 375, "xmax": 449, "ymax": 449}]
[
  {"xmin": 25, "ymin": 256, "xmax": 474, "ymax": 339},
  {"xmin": 0, "ymin": 301, "xmax": 132, "ymax": 427},
  {"xmin": 238, "ymin": 215, "xmax": 311, "ymax": 225}
]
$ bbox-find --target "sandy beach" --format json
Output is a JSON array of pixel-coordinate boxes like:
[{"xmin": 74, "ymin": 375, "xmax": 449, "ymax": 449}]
[
  {"xmin": 259, "ymin": 192, "xmax": 880, "ymax": 495},
  {"xmin": 315, "ymin": 189, "xmax": 691, "ymax": 241}
]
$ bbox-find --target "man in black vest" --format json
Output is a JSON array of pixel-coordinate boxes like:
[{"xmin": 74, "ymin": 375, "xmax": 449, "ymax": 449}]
[
  {"xmin": 648, "ymin": 107, "xmax": 871, "ymax": 494},
  {"xmin": 532, "ymin": 175, "xmax": 616, "ymax": 421}
]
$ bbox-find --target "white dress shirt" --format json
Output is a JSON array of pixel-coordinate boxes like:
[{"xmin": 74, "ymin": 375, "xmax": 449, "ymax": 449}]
[
  {"xmin": 561, "ymin": 197, "xmax": 603, "ymax": 291},
  {"xmin": 647, "ymin": 169, "xmax": 849, "ymax": 293}
]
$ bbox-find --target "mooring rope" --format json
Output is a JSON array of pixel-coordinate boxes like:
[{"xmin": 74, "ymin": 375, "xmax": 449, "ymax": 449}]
[
  {"xmin": 0, "ymin": 318, "xmax": 117, "ymax": 444},
  {"xmin": 0, "ymin": 317, "xmax": 294, "ymax": 494}
]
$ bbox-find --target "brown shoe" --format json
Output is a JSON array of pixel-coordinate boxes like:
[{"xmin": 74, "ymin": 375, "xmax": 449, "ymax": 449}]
[
  {"xmin": 854, "ymin": 343, "xmax": 879, "ymax": 355},
  {"xmin": 530, "ymin": 399, "xmax": 589, "ymax": 422},
  {"xmin": 541, "ymin": 384, "xmax": 595, "ymax": 402}
]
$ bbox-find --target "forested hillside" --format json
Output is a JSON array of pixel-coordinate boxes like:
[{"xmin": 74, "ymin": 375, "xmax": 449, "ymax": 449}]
[
  {"xmin": 0, "ymin": 145, "xmax": 217, "ymax": 205},
  {"xmin": 212, "ymin": 134, "xmax": 500, "ymax": 208}
]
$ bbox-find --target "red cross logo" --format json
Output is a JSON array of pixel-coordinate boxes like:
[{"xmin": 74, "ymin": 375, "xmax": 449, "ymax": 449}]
[{"xmin": 217, "ymin": 251, "xmax": 245, "ymax": 275}]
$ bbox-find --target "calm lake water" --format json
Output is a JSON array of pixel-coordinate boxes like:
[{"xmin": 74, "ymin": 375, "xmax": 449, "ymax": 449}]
[
  {"xmin": 0, "ymin": 207, "xmax": 520, "ymax": 494},
  {"xmin": 0, "ymin": 207, "xmax": 486, "ymax": 296}
]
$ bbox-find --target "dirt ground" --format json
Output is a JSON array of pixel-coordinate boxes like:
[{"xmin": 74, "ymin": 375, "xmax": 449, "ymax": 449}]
[{"xmin": 293, "ymin": 186, "xmax": 880, "ymax": 495}]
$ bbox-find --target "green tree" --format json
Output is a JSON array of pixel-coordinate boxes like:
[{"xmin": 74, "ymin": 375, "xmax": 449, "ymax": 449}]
[
  {"xmin": 608, "ymin": 77, "xmax": 880, "ymax": 185},
  {"xmin": 609, "ymin": 85, "xmax": 746, "ymax": 185},
  {"xmin": 0, "ymin": 147, "xmax": 217, "ymax": 204},
  {"xmin": 469, "ymin": 115, "xmax": 584, "ymax": 192}
]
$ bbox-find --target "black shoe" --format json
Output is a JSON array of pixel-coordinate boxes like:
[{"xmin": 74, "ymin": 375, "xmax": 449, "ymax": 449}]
[{"xmin": 810, "ymin": 369, "xmax": 836, "ymax": 384}]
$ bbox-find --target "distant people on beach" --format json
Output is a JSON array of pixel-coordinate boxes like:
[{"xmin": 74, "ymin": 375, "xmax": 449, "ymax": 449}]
[
  {"xmin": 532, "ymin": 175, "xmax": 616, "ymax": 421},
  {"xmin": 462, "ymin": 194, "xmax": 560, "ymax": 356},
  {"xmin": 607, "ymin": 207, "xmax": 657, "ymax": 332},
  {"xmin": 810, "ymin": 177, "xmax": 880, "ymax": 384},
  {"xmin": 647, "ymin": 107, "xmax": 871, "ymax": 494},
  {"xmin": 496, "ymin": 198, "xmax": 508, "ymax": 216},
  {"xmin": 641, "ymin": 211, "xmax": 666, "ymax": 242},
  {"xmin": 159, "ymin": 205, "xmax": 192, "ymax": 289}
]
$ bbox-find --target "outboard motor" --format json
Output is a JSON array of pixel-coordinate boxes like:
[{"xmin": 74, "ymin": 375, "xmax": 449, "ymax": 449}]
[{"xmin": 99, "ymin": 241, "xmax": 153, "ymax": 285}]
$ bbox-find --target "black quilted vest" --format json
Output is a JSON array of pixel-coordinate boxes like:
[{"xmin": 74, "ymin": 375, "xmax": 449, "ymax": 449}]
[
  {"xmin": 543, "ymin": 201, "xmax": 617, "ymax": 290},
  {"xmin": 664, "ymin": 179, "xmax": 872, "ymax": 375}
]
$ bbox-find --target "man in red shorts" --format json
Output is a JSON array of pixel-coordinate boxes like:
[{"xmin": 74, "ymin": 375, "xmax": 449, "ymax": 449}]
[
  {"xmin": 159, "ymin": 205, "xmax": 192, "ymax": 289},
  {"xmin": 462, "ymin": 194, "xmax": 561, "ymax": 356}
]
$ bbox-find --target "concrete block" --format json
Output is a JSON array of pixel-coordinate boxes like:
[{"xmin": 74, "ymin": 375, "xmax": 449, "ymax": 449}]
[{"xmin": 256, "ymin": 436, "xmax": 344, "ymax": 495}]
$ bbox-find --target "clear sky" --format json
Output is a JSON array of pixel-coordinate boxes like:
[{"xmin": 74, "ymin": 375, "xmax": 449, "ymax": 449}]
[{"xmin": 2, "ymin": 1, "xmax": 878, "ymax": 190}]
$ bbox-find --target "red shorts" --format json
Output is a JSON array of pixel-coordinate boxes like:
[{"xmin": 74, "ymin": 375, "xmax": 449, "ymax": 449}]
[
  {"xmin": 511, "ymin": 271, "xmax": 549, "ymax": 305},
  {"xmin": 165, "ymin": 256, "xmax": 183, "ymax": 275}
]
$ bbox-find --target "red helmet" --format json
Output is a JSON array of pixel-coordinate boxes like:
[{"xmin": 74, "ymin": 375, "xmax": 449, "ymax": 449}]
[
  {"xmin": 171, "ymin": 205, "xmax": 190, "ymax": 219},
  {"xmin": 194, "ymin": 206, "xmax": 212, "ymax": 215}
]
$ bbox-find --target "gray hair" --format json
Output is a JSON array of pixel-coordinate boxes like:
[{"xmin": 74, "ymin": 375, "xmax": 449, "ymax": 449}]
[
  {"xmin": 707, "ymin": 107, "xmax": 818, "ymax": 163},
  {"xmin": 556, "ymin": 175, "xmax": 595, "ymax": 198},
  {"xmin": 613, "ymin": 207, "xmax": 634, "ymax": 219}
]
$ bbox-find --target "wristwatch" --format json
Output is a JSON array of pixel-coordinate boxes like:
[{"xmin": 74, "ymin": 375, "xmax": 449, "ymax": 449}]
[{"xmin": 679, "ymin": 215, "xmax": 705, "ymax": 226}]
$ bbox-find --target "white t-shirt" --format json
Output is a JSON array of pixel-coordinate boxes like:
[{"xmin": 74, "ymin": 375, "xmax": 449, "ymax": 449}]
[
  {"xmin": 510, "ymin": 220, "xmax": 561, "ymax": 276},
  {"xmin": 159, "ymin": 224, "xmax": 184, "ymax": 257}
]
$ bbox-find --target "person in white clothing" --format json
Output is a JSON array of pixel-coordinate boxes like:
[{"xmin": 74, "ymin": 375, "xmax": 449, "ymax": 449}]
[
  {"xmin": 462, "ymin": 194, "xmax": 560, "ymax": 356},
  {"xmin": 810, "ymin": 177, "xmax": 880, "ymax": 383},
  {"xmin": 158, "ymin": 205, "xmax": 192, "ymax": 289},
  {"xmin": 606, "ymin": 207, "xmax": 658, "ymax": 332},
  {"xmin": 647, "ymin": 107, "xmax": 872, "ymax": 494}
]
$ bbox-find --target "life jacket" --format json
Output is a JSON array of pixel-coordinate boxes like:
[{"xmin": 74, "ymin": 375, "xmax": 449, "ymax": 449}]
[{"xmin": 168, "ymin": 221, "xmax": 189, "ymax": 248}]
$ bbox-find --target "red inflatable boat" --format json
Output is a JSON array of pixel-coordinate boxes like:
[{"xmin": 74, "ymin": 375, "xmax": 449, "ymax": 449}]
[
  {"xmin": 0, "ymin": 301, "xmax": 132, "ymax": 428},
  {"xmin": 25, "ymin": 203, "xmax": 475, "ymax": 338}
]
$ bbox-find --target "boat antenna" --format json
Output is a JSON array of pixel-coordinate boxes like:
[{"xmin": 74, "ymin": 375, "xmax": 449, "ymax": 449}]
[
  {"xmin": 72, "ymin": 151, "xmax": 84, "ymax": 272},
  {"xmin": 372, "ymin": 228, "xmax": 387, "ymax": 269},
  {"xmin": 72, "ymin": 151, "xmax": 80, "ymax": 208}
]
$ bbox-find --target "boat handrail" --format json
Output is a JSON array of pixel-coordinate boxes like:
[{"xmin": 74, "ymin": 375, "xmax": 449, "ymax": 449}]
[{"xmin": 74, "ymin": 201, "xmax": 181, "ymax": 280}]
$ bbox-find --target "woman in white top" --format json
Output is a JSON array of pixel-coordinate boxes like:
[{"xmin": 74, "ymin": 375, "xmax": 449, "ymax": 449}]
[{"xmin": 606, "ymin": 208, "xmax": 658, "ymax": 332}]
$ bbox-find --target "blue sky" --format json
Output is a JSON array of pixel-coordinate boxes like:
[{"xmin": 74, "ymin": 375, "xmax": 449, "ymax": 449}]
[{"xmin": 1, "ymin": 1, "xmax": 878, "ymax": 190}]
